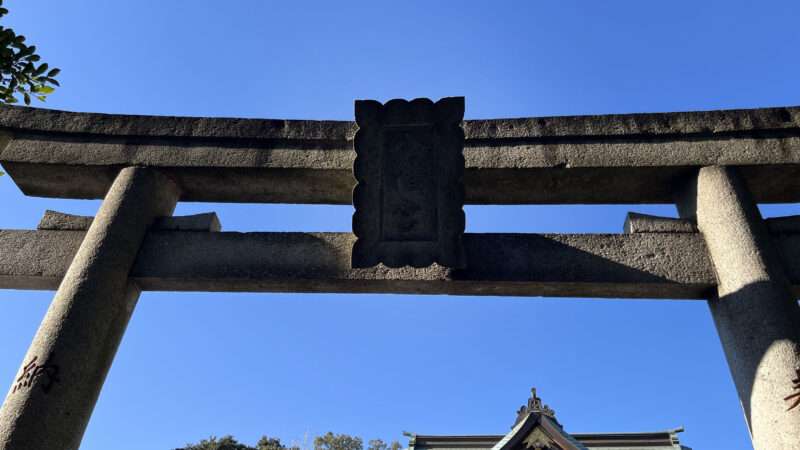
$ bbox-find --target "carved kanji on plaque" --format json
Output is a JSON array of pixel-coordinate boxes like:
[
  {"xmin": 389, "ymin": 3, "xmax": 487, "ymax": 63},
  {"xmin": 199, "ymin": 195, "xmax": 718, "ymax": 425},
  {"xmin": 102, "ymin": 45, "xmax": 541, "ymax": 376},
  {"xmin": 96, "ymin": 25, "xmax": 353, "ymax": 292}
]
[{"xmin": 352, "ymin": 97, "xmax": 465, "ymax": 268}]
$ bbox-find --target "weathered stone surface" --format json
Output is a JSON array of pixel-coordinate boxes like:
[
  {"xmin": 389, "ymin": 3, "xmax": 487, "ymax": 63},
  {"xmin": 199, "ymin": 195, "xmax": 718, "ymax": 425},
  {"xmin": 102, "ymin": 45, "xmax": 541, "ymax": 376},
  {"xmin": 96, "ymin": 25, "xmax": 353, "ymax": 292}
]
[
  {"xmin": 36, "ymin": 210, "xmax": 221, "ymax": 232},
  {"xmin": 36, "ymin": 210, "xmax": 94, "ymax": 230},
  {"xmin": 352, "ymin": 98, "xmax": 465, "ymax": 268},
  {"xmin": 766, "ymin": 215, "xmax": 800, "ymax": 234},
  {"xmin": 623, "ymin": 212, "xmax": 696, "ymax": 234},
  {"xmin": 0, "ymin": 229, "xmax": 83, "ymax": 290},
  {"xmin": 4, "ymin": 228, "xmax": 800, "ymax": 299},
  {"xmin": 1, "ymin": 104, "xmax": 800, "ymax": 203},
  {"xmin": 134, "ymin": 232, "xmax": 717, "ymax": 298},
  {"xmin": 0, "ymin": 104, "xmax": 355, "ymax": 140},
  {"xmin": 152, "ymin": 212, "xmax": 221, "ymax": 232},
  {"xmin": 2, "ymin": 102, "xmax": 797, "ymax": 141},
  {"xmin": 677, "ymin": 166, "xmax": 800, "ymax": 449},
  {"xmin": 3, "ymin": 226, "xmax": 799, "ymax": 298},
  {"xmin": 0, "ymin": 168, "xmax": 180, "ymax": 450}
]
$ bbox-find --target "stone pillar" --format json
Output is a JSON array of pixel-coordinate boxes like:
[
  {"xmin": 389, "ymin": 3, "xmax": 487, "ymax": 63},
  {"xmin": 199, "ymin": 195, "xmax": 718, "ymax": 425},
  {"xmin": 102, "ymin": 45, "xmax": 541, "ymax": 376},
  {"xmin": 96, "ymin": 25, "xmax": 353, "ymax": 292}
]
[
  {"xmin": 677, "ymin": 165, "xmax": 800, "ymax": 449},
  {"xmin": 0, "ymin": 167, "xmax": 180, "ymax": 450}
]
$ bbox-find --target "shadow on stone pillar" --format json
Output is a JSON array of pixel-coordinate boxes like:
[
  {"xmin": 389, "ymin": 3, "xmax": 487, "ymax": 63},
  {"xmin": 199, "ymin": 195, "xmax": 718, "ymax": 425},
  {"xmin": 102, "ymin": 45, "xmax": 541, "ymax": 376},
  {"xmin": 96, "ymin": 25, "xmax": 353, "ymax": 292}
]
[
  {"xmin": 677, "ymin": 165, "xmax": 800, "ymax": 449},
  {"xmin": 0, "ymin": 167, "xmax": 180, "ymax": 450}
]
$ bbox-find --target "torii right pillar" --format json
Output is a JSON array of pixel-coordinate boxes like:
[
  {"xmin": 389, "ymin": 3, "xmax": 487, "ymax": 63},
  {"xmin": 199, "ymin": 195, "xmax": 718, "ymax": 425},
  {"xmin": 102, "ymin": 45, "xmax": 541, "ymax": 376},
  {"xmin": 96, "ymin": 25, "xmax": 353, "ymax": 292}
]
[{"xmin": 677, "ymin": 165, "xmax": 800, "ymax": 449}]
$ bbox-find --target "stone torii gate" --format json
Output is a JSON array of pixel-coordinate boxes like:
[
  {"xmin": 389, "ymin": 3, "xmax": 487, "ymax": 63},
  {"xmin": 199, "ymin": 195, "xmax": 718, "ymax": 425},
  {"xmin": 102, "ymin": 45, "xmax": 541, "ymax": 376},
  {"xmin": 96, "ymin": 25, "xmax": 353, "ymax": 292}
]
[{"xmin": 0, "ymin": 99, "xmax": 799, "ymax": 449}]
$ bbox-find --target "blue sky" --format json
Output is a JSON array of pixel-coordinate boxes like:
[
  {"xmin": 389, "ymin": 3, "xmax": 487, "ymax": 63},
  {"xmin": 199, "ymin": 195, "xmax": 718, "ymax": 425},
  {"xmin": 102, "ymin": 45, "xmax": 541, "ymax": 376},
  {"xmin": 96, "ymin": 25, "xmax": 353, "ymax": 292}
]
[{"xmin": 1, "ymin": 1, "xmax": 799, "ymax": 449}]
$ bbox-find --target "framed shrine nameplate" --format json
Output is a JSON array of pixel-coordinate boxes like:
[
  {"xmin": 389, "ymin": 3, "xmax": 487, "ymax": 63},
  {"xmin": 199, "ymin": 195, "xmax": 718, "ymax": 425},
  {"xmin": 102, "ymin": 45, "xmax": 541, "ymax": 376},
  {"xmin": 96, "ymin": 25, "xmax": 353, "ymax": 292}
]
[{"xmin": 352, "ymin": 97, "xmax": 466, "ymax": 268}]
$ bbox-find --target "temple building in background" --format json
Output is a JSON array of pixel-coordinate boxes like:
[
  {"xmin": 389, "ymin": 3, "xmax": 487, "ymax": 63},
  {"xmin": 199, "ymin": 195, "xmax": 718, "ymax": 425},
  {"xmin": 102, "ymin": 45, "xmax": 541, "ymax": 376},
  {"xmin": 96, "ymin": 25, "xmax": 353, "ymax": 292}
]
[{"xmin": 404, "ymin": 389, "xmax": 690, "ymax": 450}]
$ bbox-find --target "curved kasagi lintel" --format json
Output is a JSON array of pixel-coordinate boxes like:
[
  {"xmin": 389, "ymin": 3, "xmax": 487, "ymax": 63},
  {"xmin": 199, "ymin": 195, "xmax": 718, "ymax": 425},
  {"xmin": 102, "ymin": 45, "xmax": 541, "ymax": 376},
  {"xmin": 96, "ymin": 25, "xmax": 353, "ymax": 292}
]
[
  {"xmin": 2, "ymin": 103, "xmax": 800, "ymax": 204},
  {"xmin": 0, "ymin": 103, "xmax": 357, "ymax": 142},
  {"xmin": 0, "ymin": 103, "xmax": 800, "ymax": 140}
]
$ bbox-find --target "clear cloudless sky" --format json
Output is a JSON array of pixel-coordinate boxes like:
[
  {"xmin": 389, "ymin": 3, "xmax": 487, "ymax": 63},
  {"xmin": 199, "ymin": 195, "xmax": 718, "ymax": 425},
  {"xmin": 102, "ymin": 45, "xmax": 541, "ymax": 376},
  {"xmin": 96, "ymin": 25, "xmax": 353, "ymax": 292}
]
[{"xmin": 1, "ymin": 1, "xmax": 799, "ymax": 449}]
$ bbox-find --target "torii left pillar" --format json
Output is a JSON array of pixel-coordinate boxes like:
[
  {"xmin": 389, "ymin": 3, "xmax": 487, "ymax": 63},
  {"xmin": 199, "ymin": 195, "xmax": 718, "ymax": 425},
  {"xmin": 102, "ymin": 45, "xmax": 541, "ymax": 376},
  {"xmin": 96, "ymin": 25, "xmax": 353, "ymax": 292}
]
[{"xmin": 0, "ymin": 167, "xmax": 180, "ymax": 450}]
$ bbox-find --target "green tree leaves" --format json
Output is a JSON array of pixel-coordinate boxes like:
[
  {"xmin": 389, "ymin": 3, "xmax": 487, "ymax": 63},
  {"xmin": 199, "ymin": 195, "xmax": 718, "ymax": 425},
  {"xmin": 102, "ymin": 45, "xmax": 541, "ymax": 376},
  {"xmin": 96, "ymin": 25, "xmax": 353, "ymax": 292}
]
[
  {"xmin": 178, "ymin": 434, "xmax": 250, "ymax": 450},
  {"xmin": 178, "ymin": 434, "xmax": 288, "ymax": 450},
  {"xmin": 313, "ymin": 432, "xmax": 363, "ymax": 450},
  {"xmin": 0, "ymin": 0, "xmax": 59, "ymax": 105},
  {"xmin": 367, "ymin": 440, "xmax": 402, "ymax": 450},
  {"xmin": 258, "ymin": 436, "xmax": 287, "ymax": 450},
  {"xmin": 180, "ymin": 433, "xmax": 402, "ymax": 450}
]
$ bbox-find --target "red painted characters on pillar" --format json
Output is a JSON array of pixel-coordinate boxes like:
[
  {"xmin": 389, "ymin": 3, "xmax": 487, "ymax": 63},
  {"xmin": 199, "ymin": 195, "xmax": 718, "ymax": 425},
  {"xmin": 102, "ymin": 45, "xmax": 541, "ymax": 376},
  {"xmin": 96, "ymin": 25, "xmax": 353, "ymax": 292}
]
[
  {"xmin": 12, "ymin": 355, "xmax": 60, "ymax": 394},
  {"xmin": 784, "ymin": 369, "xmax": 800, "ymax": 411}
]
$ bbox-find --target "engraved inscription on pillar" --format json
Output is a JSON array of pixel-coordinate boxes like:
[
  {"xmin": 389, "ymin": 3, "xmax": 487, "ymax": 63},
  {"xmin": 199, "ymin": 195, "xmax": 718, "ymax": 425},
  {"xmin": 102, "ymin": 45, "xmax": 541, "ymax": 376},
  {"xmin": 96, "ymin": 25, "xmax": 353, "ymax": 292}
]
[
  {"xmin": 785, "ymin": 368, "xmax": 800, "ymax": 411},
  {"xmin": 352, "ymin": 97, "xmax": 465, "ymax": 268},
  {"xmin": 12, "ymin": 355, "xmax": 60, "ymax": 395}
]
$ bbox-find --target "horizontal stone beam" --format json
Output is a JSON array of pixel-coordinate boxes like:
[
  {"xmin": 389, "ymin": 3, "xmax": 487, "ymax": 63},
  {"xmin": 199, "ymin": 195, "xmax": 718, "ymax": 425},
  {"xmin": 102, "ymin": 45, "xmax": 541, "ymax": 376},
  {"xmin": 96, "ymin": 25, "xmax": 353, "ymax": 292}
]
[
  {"xmin": 1, "ymin": 228, "xmax": 799, "ymax": 299},
  {"xmin": 1, "ymin": 105, "xmax": 799, "ymax": 204}
]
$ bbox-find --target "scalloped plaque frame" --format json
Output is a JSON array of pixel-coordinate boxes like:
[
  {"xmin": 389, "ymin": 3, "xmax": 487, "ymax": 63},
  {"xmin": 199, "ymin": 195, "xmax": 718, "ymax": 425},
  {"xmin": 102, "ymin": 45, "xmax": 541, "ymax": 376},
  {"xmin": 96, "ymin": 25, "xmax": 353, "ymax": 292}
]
[{"xmin": 352, "ymin": 97, "xmax": 465, "ymax": 268}]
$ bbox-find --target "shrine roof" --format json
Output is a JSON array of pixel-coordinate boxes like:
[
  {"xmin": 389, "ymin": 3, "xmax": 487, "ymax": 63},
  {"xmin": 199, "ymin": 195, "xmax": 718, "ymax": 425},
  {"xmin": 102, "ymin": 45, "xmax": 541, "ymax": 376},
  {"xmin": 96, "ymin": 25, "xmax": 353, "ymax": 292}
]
[
  {"xmin": 406, "ymin": 427, "xmax": 690, "ymax": 450},
  {"xmin": 405, "ymin": 390, "xmax": 689, "ymax": 450}
]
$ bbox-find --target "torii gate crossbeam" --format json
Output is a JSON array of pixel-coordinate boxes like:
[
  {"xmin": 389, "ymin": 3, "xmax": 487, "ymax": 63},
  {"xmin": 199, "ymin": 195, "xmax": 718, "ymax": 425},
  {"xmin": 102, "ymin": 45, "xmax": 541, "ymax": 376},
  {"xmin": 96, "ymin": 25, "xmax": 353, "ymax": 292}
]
[{"xmin": 0, "ymin": 102, "xmax": 798, "ymax": 449}]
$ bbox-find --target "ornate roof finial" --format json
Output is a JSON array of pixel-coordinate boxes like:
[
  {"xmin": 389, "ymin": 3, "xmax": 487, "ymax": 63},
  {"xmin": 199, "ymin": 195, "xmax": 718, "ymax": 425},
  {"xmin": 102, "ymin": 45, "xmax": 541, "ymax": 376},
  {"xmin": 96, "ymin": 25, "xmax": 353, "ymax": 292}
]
[{"xmin": 515, "ymin": 387, "xmax": 557, "ymax": 427}]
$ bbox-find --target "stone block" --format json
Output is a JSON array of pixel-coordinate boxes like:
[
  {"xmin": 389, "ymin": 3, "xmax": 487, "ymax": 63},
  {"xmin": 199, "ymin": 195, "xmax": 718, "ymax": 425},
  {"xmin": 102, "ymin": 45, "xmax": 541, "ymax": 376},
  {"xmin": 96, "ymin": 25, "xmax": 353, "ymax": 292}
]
[
  {"xmin": 766, "ymin": 215, "xmax": 800, "ymax": 234},
  {"xmin": 2, "ymin": 104, "xmax": 800, "ymax": 204},
  {"xmin": 36, "ymin": 210, "xmax": 93, "ymax": 230},
  {"xmin": 352, "ymin": 98, "xmax": 465, "ymax": 268},
  {"xmin": 152, "ymin": 212, "xmax": 221, "ymax": 232},
  {"xmin": 623, "ymin": 212, "xmax": 697, "ymax": 234}
]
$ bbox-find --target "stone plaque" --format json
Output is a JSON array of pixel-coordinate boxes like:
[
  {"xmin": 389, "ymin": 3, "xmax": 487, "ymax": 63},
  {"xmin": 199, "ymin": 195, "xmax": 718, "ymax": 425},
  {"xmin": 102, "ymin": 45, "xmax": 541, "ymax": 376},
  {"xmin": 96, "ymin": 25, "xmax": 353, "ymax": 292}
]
[{"xmin": 352, "ymin": 97, "xmax": 465, "ymax": 268}]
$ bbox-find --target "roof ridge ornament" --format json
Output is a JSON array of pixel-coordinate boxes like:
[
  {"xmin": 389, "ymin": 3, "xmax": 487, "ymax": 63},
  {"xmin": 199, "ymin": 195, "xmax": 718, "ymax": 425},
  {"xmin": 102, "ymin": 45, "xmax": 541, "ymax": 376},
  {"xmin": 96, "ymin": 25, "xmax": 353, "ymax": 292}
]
[{"xmin": 514, "ymin": 388, "xmax": 557, "ymax": 427}]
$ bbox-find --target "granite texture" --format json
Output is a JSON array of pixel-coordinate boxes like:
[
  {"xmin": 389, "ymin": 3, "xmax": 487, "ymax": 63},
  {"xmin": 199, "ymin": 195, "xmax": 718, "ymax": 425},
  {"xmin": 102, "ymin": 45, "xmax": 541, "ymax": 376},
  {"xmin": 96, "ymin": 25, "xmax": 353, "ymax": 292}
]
[
  {"xmin": 1, "ymin": 104, "xmax": 799, "ymax": 203},
  {"xmin": 152, "ymin": 212, "xmax": 221, "ymax": 232},
  {"xmin": 1, "ymin": 228, "xmax": 799, "ymax": 299},
  {"xmin": 677, "ymin": 166, "xmax": 800, "ymax": 450},
  {"xmin": 36, "ymin": 210, "xmax": 94, "ymax": 231},
  {"xmin": 766, "ymin": 215, "xmax": 800, "ymax": 234},
  {"xmin": 0, "ymin": 103, "xmax": 799, "ymax": 449},
  {"xmin": 623, "ymin": 212, "xmax": 697, "ymax": 234},
  {"xmin": 352, "ymin": 98, "xmax": 465, "ymax": 268},
  {"xmin": 0, "ymin": 168, "xmax": 180, "ymax": 450}
]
